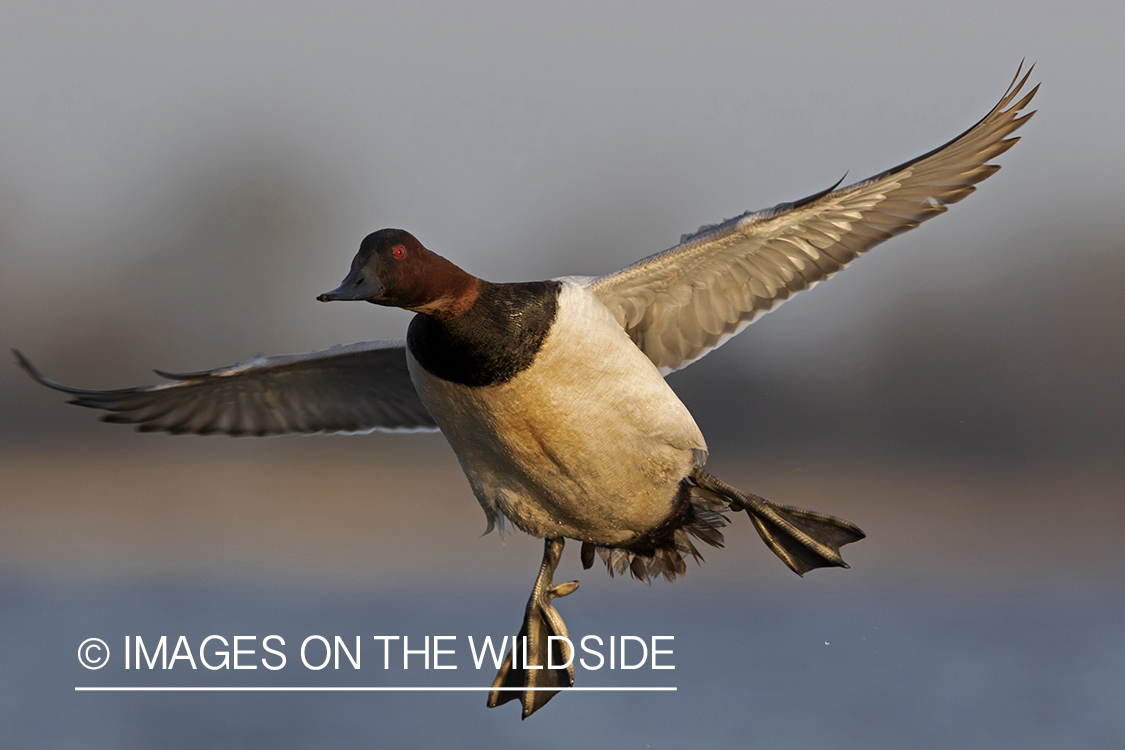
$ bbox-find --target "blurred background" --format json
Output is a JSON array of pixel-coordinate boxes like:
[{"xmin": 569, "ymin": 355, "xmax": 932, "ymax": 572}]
[{"xmin": 1, "ymin": 1, "xmax": 1122, "ymax": 747}]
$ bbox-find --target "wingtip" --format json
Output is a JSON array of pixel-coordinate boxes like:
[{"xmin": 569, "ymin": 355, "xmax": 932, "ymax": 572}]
[
  {"xmin": 12, "ymin": 348, "xmax": 48, "ymax": 385},
  {"xmin": 1009, "ymin": 59, "xmax": 1034, "ymax": 90},
  {"xmin": 12, "ymin": 349, "xmax": 128, "ymax": 397},
  {"xmin": 1002, "ymin": 61, "xmax": 1039, "ymax": 112}
]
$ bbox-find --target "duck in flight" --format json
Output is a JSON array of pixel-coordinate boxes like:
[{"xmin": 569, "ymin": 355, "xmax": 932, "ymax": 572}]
[{"xmin": 18, "ymin": 65, "xmax": 1036, "ymax": 718}]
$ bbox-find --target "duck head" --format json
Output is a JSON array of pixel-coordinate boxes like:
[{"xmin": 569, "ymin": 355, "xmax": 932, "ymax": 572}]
[{"xmin": 317, "ymin": 229, "xmax": 480, "ymax": 318}]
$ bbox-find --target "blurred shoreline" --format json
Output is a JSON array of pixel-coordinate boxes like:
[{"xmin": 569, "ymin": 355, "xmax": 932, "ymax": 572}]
[{"xmin": 4, "ymin": 439, "xmax": 1121, "ymax": 591}]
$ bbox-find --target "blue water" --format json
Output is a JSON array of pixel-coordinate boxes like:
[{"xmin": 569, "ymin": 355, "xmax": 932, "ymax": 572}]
[{"xmin": 3, "ymin": 579, "xmax": 1122, "ymax": 749}]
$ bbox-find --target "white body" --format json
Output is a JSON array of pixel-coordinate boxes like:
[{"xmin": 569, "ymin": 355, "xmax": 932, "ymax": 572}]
[{"xmin": 407, "ymin": 280, "xmax": 707, "ymax": 544}]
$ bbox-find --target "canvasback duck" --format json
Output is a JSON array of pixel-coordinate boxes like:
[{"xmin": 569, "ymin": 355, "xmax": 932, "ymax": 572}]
[{"xmin": 19, "ymin": 66, "xmax": 1037, "ymax": 718}]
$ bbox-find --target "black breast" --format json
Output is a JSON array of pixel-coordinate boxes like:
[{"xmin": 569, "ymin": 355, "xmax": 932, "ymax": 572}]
[{"xmin": 407, "ymin": 280, "xmax": 561, "ymax": 387}]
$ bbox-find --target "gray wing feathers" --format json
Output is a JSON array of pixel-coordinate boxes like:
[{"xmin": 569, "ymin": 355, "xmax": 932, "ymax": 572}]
[
  {"xmin": 15, "ymin": 341, "xmax": 438, "ymax": 436},
  {"xmin": 591, "ymin": 64, "xmax": 1038, "ymax": 374}
]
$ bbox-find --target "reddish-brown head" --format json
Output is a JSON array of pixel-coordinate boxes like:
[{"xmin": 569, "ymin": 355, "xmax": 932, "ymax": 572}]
[{"xmin": 318, "ymin": 229, "xmax": 480, "ymax": 318}]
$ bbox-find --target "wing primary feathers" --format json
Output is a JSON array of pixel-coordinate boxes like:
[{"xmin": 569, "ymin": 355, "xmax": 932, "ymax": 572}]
[{"xmin": 590, "ymin": 64, "xmax": 1039, "ymax": 374}]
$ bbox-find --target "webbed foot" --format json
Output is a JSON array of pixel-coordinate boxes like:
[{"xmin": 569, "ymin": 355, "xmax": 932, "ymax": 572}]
[
  {"xmin": 487, "ymin": 537, "xmax": 578, "ymax": 718},
  {"xmin": 691, "ymin": 466, "xmax": 865, "ymax": 575}
]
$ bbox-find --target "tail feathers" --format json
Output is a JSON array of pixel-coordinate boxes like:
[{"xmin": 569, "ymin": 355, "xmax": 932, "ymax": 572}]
[
  {"xmin": 691, "ymin": 466, "xmax": 865, "ymax": 576},
  {"xmin": 583, "ymin": 484, "xmax": 729, "ymax": 583}
]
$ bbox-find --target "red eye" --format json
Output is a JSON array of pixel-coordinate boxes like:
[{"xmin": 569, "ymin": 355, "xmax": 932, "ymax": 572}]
[{"xmin": 392, "ymin": 245, "xmax": 405, "ymax": 259}]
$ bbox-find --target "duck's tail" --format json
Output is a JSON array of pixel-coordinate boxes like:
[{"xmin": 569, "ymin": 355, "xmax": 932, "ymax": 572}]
[
  {"xmin": 581, "ymin": 484, "xmax": 729, "ymax": 583},
  {"xmin": 691, "ymin": 466, "xmax": 866, "ymax": 576},
  {"xmin": 582, "ymin": 466, "xmax": 865, "ymax": 582}
]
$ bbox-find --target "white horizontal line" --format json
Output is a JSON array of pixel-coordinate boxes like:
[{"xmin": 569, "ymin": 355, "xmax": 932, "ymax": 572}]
[{"xmin": 75, "ymin": 686, "xmax": 676, "ymax": 692}]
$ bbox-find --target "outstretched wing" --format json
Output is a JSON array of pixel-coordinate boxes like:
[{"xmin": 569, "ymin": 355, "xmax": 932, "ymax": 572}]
[
  {"xmin": 590, "ymin": 64, "xmax": 1038, "ymax": 374},
  {"xmin": 15, "ymin": 341, "xmax": 438, "ymax": 436}
]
